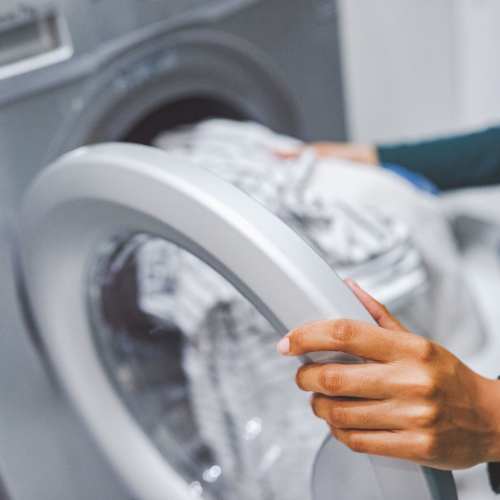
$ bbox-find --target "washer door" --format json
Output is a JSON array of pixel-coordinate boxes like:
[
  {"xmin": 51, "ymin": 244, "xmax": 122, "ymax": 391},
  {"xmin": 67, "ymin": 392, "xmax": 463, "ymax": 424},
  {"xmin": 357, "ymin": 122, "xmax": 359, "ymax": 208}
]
[{"xmin": 19, "ymin": 143, "xmax": 456, "ymax": 500}]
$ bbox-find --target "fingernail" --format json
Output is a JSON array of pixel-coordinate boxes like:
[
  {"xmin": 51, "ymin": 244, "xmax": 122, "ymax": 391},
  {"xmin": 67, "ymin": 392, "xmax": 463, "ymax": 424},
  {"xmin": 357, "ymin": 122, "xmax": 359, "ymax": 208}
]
[{"xmin": 277, "ymin": 337, "xmax": 290, "ymax": 355}]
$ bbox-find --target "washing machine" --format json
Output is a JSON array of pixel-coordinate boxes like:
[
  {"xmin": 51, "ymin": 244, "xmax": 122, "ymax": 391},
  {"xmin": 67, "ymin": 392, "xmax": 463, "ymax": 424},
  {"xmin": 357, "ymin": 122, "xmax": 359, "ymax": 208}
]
[
  {"xmin": 17, "ymin": 142, "xmax": 458, "ymax": 500},
  {"xmin": 0, "ymin": 1, "xmax": 347, "ymax": 498},
  {"xmin": 0, "ymin": 1, "xmax": 458, "ymax": 500},
  {"xmin": 0, "ymin": 0, "xmax": 347, "ymax": 204}
]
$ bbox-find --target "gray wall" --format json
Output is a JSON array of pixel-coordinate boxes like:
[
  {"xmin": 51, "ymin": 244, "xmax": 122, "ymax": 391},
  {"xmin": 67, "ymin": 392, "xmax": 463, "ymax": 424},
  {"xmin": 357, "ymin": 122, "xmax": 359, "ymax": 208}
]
[
  {"xmin": 456, "ymin": 0, "xmax": 500, "ymax": 129},
  {"xmin": 338, "ymin": 0, "xmax": 500, "ymax": 143}
]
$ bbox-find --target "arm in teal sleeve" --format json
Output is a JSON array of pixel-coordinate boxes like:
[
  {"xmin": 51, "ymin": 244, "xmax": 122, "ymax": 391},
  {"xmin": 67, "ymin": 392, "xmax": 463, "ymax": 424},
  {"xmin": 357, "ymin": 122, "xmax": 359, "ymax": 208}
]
[{"xmin": 377, "ymin": 126, "xmax": 500, "ymax": 191}]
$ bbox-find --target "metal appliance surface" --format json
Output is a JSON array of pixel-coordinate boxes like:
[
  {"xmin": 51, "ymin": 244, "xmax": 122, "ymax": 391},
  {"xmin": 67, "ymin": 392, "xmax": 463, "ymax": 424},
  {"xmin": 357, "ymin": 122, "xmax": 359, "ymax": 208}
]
[
  {"xmin": 0, "ymin": 0, "xmax": 347, "ymax": 201},
  {"xmin": 19, "ymin": 143, "xmax": 457, "ymax": 500},
  {"xmin": 0, "ymin": 1, "xmax": 347, "ymax": 498}
]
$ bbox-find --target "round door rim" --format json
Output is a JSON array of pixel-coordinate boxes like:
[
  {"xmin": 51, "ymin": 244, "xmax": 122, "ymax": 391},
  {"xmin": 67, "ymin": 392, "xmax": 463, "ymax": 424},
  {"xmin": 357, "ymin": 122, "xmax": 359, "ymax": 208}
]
[{"xmin": 19, "ymin": 143, "xmax": 455, "ymax": 500}]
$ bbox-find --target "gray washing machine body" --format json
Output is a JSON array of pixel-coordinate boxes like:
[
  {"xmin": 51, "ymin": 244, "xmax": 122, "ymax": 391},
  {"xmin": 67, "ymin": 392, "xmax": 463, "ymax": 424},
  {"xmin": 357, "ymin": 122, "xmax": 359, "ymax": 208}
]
[
  {"xmin": 19, "ymin": 143, "xmax": 457, "ymax": 500},
  {"xmin": 0, "ymin": 0, "xmax": 347, "ymax": 201},
  {"xmin": 0, "ymin": 1, "xmax": 346, "ymax": 498}
]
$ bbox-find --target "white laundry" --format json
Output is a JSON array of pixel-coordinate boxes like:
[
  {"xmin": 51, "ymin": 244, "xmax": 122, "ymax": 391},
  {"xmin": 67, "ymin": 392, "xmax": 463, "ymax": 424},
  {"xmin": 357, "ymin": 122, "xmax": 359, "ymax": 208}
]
[
  {"xmin": 152, "ymin": 120, "xmax": 427, "ymax": 328},
  {"xmin": 111, "ymin": 119, "xmax": 485, "ymax": 500},
  {"xmin": 152, "ymin": 119, "xmax": 484, "ymax": 357}
]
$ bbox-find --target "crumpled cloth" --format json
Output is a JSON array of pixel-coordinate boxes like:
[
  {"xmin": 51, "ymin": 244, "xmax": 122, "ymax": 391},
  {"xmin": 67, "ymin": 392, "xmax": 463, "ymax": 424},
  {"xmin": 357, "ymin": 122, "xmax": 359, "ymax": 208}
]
[
  {"xmin": 88, "ymin": 119, "xmax": 489, "ymax": 500},
  {"xmin": 130, "ymin": 120, "xmax": 486, "ymax": 500},
  {"xmin": 116, "ymin": 119, "xmax": 480, "ymax": 500},
  {"xmin": 150, "ymin": 119, "xmax": 429, "ymax": 334}
]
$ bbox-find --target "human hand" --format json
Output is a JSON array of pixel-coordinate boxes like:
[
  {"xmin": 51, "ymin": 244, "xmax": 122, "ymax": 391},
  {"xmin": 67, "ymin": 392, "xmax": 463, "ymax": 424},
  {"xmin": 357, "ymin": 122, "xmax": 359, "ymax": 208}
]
[
  {"xmin": 277, "ymin": 280, "xmax": 500, "ymax": 470},
  {"xmin": 276, "ymin": 143, "xmax": 379, "ymax": 165}
]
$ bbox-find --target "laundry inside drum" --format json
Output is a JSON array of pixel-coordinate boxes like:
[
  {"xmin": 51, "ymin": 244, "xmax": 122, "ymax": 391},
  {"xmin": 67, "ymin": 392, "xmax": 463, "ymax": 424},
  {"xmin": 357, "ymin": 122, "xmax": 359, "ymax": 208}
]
[
  {"xmin": 87, "ymin": 233, "xmax": 326, "ymax": 500},
  {"xmin": 86, "ymin": 119, "xmax": 432, "ymax": 500}
]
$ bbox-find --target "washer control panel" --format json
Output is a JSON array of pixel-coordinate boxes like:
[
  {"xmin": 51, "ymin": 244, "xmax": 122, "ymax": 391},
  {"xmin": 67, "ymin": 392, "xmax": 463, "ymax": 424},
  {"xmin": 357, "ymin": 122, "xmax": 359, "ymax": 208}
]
[
  {"xmin": 0, "ymin": 2, "xmax": 72, "ymax": 79},
  {"xmin": 0, "ymin": 0, "xmax": 259, "ymax": 80}
]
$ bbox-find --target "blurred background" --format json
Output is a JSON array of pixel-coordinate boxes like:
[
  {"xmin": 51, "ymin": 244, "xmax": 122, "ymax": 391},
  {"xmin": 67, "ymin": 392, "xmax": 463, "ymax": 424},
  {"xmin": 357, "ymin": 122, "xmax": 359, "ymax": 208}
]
[{"xmin": 339, "ymin": 0, "xmax": 500, "ymax": 141}]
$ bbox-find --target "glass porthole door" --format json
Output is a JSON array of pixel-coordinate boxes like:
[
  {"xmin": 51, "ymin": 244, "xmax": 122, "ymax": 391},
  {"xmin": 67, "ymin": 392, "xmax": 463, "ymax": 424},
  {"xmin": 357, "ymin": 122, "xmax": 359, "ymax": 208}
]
[{"xmin": 19, "ymin": 144, "xmax": 457, "ymax": 500}]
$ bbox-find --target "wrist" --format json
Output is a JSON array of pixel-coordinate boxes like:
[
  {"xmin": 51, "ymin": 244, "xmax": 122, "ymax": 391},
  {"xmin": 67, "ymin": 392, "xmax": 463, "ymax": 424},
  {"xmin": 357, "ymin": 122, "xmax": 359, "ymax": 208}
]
[{"xmin": 476, "ymin": 375, "xmax": 500, "ymax": 462}]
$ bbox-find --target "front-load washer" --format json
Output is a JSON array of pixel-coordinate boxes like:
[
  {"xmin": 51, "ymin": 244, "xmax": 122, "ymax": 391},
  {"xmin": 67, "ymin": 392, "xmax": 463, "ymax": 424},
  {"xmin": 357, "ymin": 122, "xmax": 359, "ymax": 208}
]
[
  {"xmin": 0, "ymin": 1, "xmax": 347, "ymax": 498},
  {"xmin": 0, "ymin": 0, "xmax": 347, "ymax": 202},
  {"xmin": 19, "ymin": 143, "xmax": 457, "ymax": 500}
]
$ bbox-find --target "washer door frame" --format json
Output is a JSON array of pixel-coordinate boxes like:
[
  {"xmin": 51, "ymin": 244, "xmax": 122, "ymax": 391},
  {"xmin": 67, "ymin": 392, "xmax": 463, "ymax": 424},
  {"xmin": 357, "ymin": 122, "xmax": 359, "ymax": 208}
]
[{"xmin": 19, "ymin": 143, "xmax": 455, "ymax": 500}]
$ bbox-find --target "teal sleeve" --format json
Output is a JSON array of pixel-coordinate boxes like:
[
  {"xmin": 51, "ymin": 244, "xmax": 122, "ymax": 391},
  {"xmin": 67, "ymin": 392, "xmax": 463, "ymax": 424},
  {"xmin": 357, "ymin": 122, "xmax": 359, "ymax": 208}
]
[{"xmin": 377, "ymin": 126, "xmax": 500, "ymax": 191}]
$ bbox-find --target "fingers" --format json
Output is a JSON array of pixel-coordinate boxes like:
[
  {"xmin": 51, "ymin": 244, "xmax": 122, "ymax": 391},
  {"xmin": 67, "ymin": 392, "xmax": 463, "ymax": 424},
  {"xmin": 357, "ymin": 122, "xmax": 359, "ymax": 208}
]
[
  {"xmin": 311, "ymin": 394, "xmax": 406, "ymax": 430},
  {"xmin": 330, "ymin": 429, "xmax": 432, "ymax": 463},
  {"xmin": 274, "ymin": 143, "xmax": 379, "ymax": 164},
  {"xmin": 345, "ymin": 279, "xmax": 408, "ymax": 332},
  {"xmin": 281, "ymin": 319, "xmax": 419, "ymax": 362},
  {"xmin": 274, "ymin": 143, "xmax": 340, "ymax": 160},
  {"xmin": 297, "ymin": 363, "xmax": 397, "ymax": 399},
  {"xmin": 274, "ymin": 149, "xmax": 303, "ymax": 160}
]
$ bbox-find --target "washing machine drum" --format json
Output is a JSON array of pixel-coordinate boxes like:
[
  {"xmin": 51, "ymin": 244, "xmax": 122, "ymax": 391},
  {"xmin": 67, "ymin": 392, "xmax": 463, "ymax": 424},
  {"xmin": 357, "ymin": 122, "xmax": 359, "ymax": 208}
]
[{"xmin": 19, "ymin": 144, "xmax": 457, "ymax": 500}]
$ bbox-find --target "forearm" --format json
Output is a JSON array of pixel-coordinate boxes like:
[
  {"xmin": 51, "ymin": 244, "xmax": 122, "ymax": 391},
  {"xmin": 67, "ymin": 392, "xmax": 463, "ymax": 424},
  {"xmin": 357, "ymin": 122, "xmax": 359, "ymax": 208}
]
[{"xmin": 377, "ymin": 126, "xmax": 500, "ymax": 191}]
